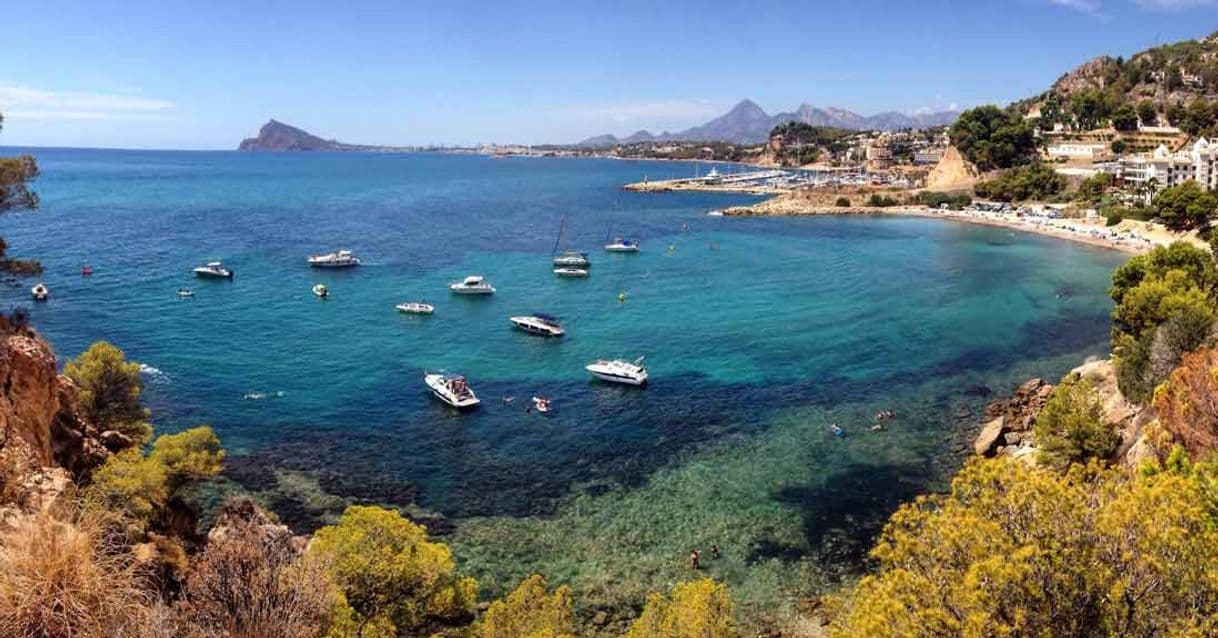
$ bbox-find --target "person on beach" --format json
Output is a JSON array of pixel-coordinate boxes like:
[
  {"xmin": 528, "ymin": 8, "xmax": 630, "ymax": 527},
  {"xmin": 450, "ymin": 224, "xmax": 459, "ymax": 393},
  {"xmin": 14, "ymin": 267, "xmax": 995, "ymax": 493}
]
[{"xmin": 690, "ymin": 549, "xmax": 701, "ymax": 570}]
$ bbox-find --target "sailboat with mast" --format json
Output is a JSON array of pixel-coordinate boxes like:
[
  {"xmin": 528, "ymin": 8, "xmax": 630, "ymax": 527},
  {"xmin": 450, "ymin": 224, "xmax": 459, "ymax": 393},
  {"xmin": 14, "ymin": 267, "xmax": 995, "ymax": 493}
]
[{"xmin": 551, "ymin": 216, "xmax": 591, "ymax": 272}]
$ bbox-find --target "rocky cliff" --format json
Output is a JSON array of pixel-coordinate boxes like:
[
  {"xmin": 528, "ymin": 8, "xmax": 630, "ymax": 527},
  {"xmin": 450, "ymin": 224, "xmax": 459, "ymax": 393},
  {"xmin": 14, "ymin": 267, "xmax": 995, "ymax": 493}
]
[
  {"xmin": 0, "ymin": 321, "xmax": 112, "ymax": 521},
  {"xmin": 238, "ymin": 119, "xmax": 351, "ymax": 152}
]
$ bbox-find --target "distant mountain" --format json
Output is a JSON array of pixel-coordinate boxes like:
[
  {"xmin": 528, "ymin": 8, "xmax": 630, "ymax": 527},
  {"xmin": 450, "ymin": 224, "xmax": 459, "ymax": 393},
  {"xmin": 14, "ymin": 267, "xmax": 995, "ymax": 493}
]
[
  {"xmin": 576, "ymin": 100, "xmax": 959, "ymax": 147},
  {"xmin": 237, "ymin": 120, "xmax": 414, "ymax": 152}
]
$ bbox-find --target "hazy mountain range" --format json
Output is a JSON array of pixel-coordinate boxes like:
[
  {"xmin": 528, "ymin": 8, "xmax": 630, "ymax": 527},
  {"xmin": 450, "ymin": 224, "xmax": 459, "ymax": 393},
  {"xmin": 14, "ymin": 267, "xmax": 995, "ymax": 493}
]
[{"xmin": 576, "ymin": 99, "xmax": 960, "ymax": 147}]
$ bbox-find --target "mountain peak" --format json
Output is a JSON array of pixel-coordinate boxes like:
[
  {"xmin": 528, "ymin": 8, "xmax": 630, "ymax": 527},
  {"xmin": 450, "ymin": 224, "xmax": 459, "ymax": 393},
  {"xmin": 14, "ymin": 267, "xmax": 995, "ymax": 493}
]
[{"xmin": 239, "ymin": 120, "xmax": 351, "ymax": 152}]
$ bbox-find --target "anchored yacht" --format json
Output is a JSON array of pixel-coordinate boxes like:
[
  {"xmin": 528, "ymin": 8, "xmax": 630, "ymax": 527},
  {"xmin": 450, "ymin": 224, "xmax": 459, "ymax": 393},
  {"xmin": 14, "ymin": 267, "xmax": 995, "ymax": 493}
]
[
  {"xmin": 585, "ymin": 356, "xmax": 648, "ymax": 386},
  {"xmin": 509, "ymin": 313, "xmax": 564, "ymax": 337},
  {"xmin": 424, "ymin": 372, "xmax": 480, "ymax": 409},
  {"xmin": 553, "ymin": 250, "xmax": 591, "ymax": 268},
  {"xmin": 450, "ymin": 275, "xmax": 495, "ymax": 295},
  {"xmin": 396, "ymin": 302, "xmax": 434, "ymax": 315},
  {"xmin": 193, "ymin": 261, "xmax": 233, "ymax": 279},
  {"xmin": 308, "ymin": 250, "xmax": 361, "ymax": 268},
  {"xmin": 604, "ymin": 238, "xmax": 640, "ymax": 253},
  {"xmin": 553, "ymin": 267, "xmax": 588, "ymax": 278}
]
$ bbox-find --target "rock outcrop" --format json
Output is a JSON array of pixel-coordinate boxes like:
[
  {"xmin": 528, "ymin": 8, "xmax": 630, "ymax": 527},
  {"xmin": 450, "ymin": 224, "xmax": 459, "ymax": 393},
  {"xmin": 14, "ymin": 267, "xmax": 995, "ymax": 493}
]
[{"xmin": 0, "ymin": 323, "xmax": 111, "ymax": 523}]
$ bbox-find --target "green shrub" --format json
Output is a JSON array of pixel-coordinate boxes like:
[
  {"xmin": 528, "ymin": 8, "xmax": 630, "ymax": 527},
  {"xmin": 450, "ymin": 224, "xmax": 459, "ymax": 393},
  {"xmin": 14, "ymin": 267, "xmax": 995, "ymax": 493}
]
[
  {"xmin": 835, "ymin": 196, "xmax": 851, "ymax": 207},
  {"xmin": 1034, "ymin": 376, "xmax": 1119, "ymax": 468}
]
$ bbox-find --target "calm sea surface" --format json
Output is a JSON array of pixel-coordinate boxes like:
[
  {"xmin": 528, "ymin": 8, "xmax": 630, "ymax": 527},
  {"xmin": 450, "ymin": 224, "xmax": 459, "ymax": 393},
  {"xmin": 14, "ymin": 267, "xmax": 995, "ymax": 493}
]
[{"xmin": 0, "ymin": 148, "xmax": 1127, "ymax": 617}]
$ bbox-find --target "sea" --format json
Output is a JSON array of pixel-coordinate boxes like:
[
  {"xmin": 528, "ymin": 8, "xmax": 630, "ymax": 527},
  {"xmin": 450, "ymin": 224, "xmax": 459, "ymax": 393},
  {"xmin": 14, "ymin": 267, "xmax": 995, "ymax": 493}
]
[{"xmin": 0, "ymin": 148, "xmax": 1127, "ymax": 622}]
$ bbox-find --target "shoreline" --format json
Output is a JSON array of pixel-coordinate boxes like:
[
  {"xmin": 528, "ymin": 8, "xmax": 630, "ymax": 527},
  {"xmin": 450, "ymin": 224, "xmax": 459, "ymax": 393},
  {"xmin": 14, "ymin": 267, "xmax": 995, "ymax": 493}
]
[{"xmin": 721, "ymin": 200, "xmax": 1208, "ymax": 255}]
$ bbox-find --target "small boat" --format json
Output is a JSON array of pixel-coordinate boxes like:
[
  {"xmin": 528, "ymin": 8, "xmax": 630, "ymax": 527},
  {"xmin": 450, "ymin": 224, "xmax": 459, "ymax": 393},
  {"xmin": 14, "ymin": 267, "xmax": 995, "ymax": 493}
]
[
  {"xmin": 30, "ymin": 282, "xmax": 49, "ymax": 301},
  {"xmin": 177, "ymin": 288, "xmax": 194, "ymax": 298},
  {"xmin": 80, "ymin": 264, "xmax": 93, "ymax": 276},
  {"xmin": 585, "ymin": 356, "xmax": 648, "ymax": 386},
  {"xmin": 396, "ymin": 302, "xmax": 434, "ymax": 315},
  {"xmin": 553, "ymin": 251, "xmax": 591, "ymax": 268},
  {"xmin": 424, "ymin": 372, "xmax": 480, "ymax": 409},
  {"xmin": 510, "ymin": 313, "xmax": 564, "ymax": 337},
  {"xmin": 532, "ymin": 396, "xmax": 552, "ymax": 413},
  {"xmin": 193, "ymin": 261, "xmax": 233, "ymax": 279},
  {"xmin": 450, "ymin": 275, "xmax": 495, "ymax": 295},
  {"xmin": 312, "ymin": 284, "xmax": 329, "ymax": 298},
  {"xmin": 308, "ymin": 250, "xmax": 361, "ymax": 268},
  {"xmin": 605, "ymin": 237, "xmax": 640, "ymax": 253},
  {"xmin": 554, "ymin": 267, "xmax": 588, "ymax": 278}
]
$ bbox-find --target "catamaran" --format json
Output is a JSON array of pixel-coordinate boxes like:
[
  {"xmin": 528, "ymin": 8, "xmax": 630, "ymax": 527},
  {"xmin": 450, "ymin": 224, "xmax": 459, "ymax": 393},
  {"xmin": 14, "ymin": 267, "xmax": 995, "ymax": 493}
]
[
  {"xmin": 585, "ymin": 356, "xmax": 648, "ymax": 386},
  {"xmin": 308, "ymin": 250, "xmax": 361, "ymax": 268},
  {"xmin": 424, "ymin": 372, "xmax": 480, "ymax": 409},
  {"xmin": 509, "ymin": 313, "xmax": 565, "ymax": 337}
]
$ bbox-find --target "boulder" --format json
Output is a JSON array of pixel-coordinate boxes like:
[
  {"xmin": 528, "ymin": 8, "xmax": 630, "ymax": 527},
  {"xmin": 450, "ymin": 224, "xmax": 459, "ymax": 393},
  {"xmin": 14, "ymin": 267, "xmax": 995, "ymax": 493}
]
[{"xmin": 974, "ymin": 416, "xmax": 1005, "ymax": 456}]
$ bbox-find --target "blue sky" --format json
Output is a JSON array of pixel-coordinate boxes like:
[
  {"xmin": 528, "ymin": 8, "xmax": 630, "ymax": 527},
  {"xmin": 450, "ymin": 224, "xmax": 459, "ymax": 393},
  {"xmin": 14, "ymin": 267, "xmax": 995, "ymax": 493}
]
[{"xmin": 0, "ymin": 0, "xmax": 1214, "ymax": 149}]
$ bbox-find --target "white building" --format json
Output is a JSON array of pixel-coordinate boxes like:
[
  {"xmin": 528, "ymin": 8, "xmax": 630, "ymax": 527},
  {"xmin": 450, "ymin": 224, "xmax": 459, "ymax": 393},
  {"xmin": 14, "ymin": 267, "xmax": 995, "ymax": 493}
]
[
  {"xmin": 1119, "ymin": 138, "xmax": 1218, "ymax": 194},
  {"xmin": 1047, "ymin": 142, "xmax": 1111, "ymax": 160}
]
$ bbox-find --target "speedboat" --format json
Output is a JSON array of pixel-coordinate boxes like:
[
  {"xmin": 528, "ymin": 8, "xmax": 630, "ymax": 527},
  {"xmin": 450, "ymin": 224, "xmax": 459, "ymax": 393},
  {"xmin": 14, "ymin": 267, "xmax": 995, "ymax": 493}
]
[
  {"xmin": 177, "ymin": 288, "xmax": 194, "ymax": 298},
  {"xmin": 553, "ymin": 251, "xmax": 591, "ymax": 268},
  {"xmin": 312, "ymin": 283, "xmax": 329, "ymax": 298},
  {"xmin": 553, "ymin": 267, "xmax": 589, "ymax": 278},
  {"xmin": 510, "ymin": 313, "xmax": 564, "ymax": 337},
  {"xmin": 585, "ymin": 356, "xmax": 648, "ymax": 386},
  {"xmin": 396, "ymin": 302, "xmax": 434, "ymax": 315},
  {"xmin": 450, "ymin": 275, "xmax": 495, "ymax": 295},
  {"xmin": 604, "ymin": 238, "xmax": 640, "ymax": 253},
  {"xmin": 30, "ymin": 282, "xmax": 48, "ymax": 302},
  {"xmin": 193, "ymin": 261, "xmax": 233, "ymax": 279},
  {"xmin": 424, "ymin": 372, "xmax": 480, "ymax": 409},
  {"xmin": 308, "ymin": 250, "xmax": 361, "ymax": 268}
]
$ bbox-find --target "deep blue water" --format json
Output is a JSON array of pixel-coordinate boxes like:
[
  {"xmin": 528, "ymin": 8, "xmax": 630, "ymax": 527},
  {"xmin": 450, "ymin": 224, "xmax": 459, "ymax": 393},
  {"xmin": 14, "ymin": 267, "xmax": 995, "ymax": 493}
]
[{"xmin": 0, "ymin": 149, "xmax": 1126, "ymax": 532}]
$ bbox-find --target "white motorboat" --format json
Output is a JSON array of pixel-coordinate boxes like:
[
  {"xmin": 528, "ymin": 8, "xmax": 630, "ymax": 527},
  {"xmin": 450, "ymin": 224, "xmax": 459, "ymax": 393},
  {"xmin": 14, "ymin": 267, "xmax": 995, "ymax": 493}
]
[
  {"xmin": 396, "ymin": 302, "xmax": 434, "ymax": 315},
  {"xmin": 30, "ymin": 282, "xmax": 48, "ymax": 301},
  {"xmin": 553, "ymin": 267, "xmax": 588, "ymax": 278},
  {"xmin": 424, "ymin": 372, "xmax": 480, "ymax": 409},
  {"xmin": 553, "ymin": 250, "xmax": 591, "ymax": 268},
  {"xmin": 450, "ymin": 275, "xmax": 495, "ymax": 295},
  {"xmin": 585, "ymin": 356, "xmax": 648, "ymax": 386},
  {"xmin": 509, "ymin": 313, "xmax": 564, "ymax": 337},
  {"xmin": 308, "ymin": 250, "xmax": 361, "ymax": 268},
  {"xmin": 312, "ymin": 283, "xmax": 329, "ymax": 298},
  {"xmin": 604, "ymin": 237, "xmax": 640, "ymax": 253},
  {"xmin": 193, "ymin": 261, "xmax": 233, "ymax": 279}
]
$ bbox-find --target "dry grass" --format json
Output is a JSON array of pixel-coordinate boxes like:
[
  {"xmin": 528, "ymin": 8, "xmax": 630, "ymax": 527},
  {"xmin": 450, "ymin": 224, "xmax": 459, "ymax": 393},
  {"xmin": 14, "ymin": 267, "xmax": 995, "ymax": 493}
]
[{"xmin": 0, "ymin": 508, "xmax": 155, "ymax": 637}]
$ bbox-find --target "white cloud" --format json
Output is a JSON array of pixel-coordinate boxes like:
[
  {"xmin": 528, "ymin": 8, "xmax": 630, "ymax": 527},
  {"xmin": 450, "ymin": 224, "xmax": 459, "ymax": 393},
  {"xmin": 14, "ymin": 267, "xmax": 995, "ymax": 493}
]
[
  {"xmin": 562, "ymin": 99, "xmax": 724, "ymax": 124},
  {"xmin": 1049, "ymin": 0, "xmax": 1102, "ymax": 12},
  {"xmin": 0, "ymin": 85, "xmax": 176, "ymax": 122}
]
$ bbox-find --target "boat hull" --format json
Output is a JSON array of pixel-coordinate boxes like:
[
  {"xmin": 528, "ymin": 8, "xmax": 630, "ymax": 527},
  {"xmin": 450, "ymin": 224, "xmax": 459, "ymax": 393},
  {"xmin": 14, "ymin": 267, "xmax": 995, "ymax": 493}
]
[
  {"xmin": 587, "ymin": 370, "xmax": 647, "ymax": 386},
  {"xmin": 308, "ymin": 261, "xmax": 360, "ymax": 269},
  {"xmin": 554, "ymin": 268, "xmax": 588, "ymax": 277},
  {"xmin": 450, "ymin": 287, "xmax": 495, "ymax": 295},
  {"xmin": 604, "ymin": 246, "xmax": 639, "ymax": 253},
  {"xmin": 193, "ymin": 270, "xmax": 233, "ymax": 279},
  {"xmin": 425, "ymin": 375, "xmax": 480, "ymax": 409},
  {"xmin": 510, "ymin": 318, "xmax": 564, "ymax": 337}
]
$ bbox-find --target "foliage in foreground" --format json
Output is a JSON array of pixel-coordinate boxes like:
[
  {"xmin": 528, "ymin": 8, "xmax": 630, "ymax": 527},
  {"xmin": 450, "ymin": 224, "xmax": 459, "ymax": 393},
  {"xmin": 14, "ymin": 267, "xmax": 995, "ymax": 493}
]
[
  {"xmin": 828, "ymin": 457, "xmax": 1218, "ymax": 637},
  {"xmin": 476, "ymin": 574, "xmax": 575, "ymax": 638},
  {"xmin": 308, "ymin": 505, "xmax": 478, "ymax": 637},
  {"xmin": 0, "ymin": 509, "xmax": 154, "ymax": 637},
  {"xmin": 1034, "ymin": 375, "xmax": 1119, "ymax": 468},
  {"xmin": 623, "ymin": 578, "xmax": 733, "ymax": 638}
]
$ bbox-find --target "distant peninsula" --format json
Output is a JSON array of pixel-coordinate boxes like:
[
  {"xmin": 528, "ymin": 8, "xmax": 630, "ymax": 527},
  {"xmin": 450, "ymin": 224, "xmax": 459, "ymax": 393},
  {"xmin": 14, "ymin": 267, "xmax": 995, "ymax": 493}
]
[{"xmin": 237, "ymin": 119, "xmax": 413, "ymax": 152}]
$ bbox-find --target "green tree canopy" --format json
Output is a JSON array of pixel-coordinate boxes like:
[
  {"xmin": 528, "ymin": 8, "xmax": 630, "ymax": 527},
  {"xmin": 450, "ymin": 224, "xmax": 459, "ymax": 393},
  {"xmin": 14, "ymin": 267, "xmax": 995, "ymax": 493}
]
[
  {"xmin": 1152, "ymin": 181, "xmax": 1218, "ymax": 232},
  {"xmin": 1034, "ymin": 375, "xmax": 1119, "ymax": 468},
  {"xmin": 949, "ymin": 105, "xmax": 1037, "ymax": 171},
  {"xmin": 1110, "ymin": 103, "xmax": 1138, "ymax": 131},
  {"xmin": 309, "ymin": 505, "xmax": 477, "ymax": 637},
  {"xmin": 63, "ymin": 341, "xmax": 152, "ymax": 444},
  {"xmin": 973, "ymin": 163, "xmax": 1065, "ymax": 202}
]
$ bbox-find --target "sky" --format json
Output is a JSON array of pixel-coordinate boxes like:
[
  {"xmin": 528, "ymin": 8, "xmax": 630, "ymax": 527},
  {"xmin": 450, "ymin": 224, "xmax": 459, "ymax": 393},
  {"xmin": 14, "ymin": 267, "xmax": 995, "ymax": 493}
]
[{"xmin": 0, "ymin": 0, "xmax": 1215, "ymax": 149}]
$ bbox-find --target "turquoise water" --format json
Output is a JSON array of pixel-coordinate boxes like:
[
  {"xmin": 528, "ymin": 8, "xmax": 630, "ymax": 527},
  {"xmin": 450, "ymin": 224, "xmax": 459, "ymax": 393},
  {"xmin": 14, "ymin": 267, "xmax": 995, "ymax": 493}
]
[{"xmin": 0, "ymin": 149, "xmax": 1126, "ymax": 620}]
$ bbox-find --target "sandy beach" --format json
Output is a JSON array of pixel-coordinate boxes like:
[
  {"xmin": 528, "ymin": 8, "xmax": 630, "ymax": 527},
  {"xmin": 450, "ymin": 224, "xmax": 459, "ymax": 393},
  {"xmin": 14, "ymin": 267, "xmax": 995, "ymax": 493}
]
[{"xmin": 720, "ymin": 196, "xmax": 1208, "ymax": 255}]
